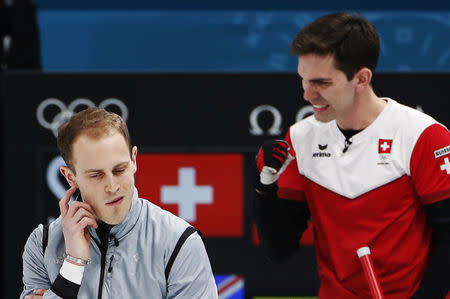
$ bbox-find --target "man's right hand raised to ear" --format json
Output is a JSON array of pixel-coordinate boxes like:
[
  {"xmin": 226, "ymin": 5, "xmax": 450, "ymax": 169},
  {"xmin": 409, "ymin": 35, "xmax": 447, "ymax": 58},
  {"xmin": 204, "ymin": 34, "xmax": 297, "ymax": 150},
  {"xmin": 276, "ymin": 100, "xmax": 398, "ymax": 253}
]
[
  {"xmin": 59, "ymin": 187, "xmax": 98, "ymax": 263},
  {"xmin": 256, "ymin": 139, "xmax": 295, "ymax": 186}
]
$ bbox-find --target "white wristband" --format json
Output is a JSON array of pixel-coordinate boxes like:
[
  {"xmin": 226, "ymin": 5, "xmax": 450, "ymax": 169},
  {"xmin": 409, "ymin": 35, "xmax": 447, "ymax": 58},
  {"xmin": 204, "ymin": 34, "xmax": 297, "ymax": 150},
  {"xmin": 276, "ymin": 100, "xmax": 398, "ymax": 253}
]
[
  {"xmin": 260, "ymin": 166, "xmax": 279, "ymax": 185},
  {"xmin": 259, "ymin": 154, "xmax": 295, "ymax": 185},
  {"xmin": 60, "ymin": 260, "xmax": 85, "ymax": 285}
]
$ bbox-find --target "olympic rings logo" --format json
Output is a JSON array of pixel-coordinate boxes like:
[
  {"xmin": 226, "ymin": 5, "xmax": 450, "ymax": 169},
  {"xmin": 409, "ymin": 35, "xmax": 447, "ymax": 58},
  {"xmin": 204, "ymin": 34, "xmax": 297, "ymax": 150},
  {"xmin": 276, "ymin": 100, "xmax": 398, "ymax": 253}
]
[
  {"xmin": 249, "ymin": 104, "xmax": 314, "ymax": 136},
  {"xmin": 36, "ymin": 98, "xmax": 128, "ymax": 137}
]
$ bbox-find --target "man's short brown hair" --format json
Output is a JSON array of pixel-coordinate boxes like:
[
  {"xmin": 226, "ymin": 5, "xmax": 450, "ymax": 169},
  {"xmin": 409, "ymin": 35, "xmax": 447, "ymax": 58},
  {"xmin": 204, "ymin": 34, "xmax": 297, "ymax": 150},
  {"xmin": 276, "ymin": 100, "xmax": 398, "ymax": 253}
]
[
  {"xmin": 57, "ymin": 107, "xmax": 132, "ymax": 171},
  {"xmin": 291, "ymin": 12, "xmax": 380, "ymax": 80}
]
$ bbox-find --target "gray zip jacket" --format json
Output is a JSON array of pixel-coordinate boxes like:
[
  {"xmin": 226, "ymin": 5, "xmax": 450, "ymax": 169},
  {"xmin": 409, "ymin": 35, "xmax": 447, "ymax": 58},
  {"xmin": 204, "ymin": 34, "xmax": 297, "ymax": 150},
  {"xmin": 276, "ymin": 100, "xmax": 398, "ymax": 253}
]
[{"xmin": 21, "ymin": 188, "xmax": 218, "ymax": 298}]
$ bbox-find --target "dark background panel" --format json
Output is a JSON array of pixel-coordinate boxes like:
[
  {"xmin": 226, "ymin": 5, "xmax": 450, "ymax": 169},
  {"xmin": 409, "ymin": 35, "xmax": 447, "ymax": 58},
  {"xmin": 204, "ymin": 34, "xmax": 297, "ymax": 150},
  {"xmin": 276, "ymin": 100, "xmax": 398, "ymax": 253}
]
[
  {"xmin": 2, "ymin": 72, "xmax": 305, "ymax": 148},
  {"xmin": 1, "ymin": 72, "xmax": 449, "ymax": 298}
]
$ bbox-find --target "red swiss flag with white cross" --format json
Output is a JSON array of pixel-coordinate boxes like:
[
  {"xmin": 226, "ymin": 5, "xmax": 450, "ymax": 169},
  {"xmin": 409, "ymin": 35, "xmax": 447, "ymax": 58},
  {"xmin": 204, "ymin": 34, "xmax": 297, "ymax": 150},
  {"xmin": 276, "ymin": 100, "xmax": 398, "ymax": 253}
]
[
  {"xmin": 135, "ymin": 153, "xmax": 243, "ymax": 237},
  {"xmin": 378, "ymin": 139, "xmax": 393, "ymax": 154}
]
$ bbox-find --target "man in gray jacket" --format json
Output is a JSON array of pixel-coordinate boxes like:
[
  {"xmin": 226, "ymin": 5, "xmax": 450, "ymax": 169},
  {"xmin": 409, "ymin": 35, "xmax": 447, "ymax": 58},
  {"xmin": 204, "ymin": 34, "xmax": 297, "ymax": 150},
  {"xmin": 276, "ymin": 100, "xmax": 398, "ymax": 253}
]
[{"xmin": 21, "ymin": 108, "xmax": 218, "ymax": 299}]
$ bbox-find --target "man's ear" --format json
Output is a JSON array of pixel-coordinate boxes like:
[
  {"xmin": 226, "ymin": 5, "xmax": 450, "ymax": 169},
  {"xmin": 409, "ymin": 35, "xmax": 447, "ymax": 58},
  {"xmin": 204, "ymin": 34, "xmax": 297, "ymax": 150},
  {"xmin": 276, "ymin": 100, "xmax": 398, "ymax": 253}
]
[
  {"xmin": 354, "ymin": 67, "xmax": 372, "ymax": 93},
  {"xmin": 60, "ymin": 166, "xmax": 78, "ymax": 188},
  {"xmin": 131, "ymin": 146, "xmax": 138, "ymax": 173}
]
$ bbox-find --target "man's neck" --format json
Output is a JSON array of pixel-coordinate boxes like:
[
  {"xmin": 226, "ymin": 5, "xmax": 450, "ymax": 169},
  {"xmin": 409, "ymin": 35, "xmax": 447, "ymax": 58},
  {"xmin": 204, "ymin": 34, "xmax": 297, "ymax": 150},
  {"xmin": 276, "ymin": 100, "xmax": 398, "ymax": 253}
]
[{"xmin": 336, "ymin": 89, "xmax": 386, "ymax": 130}]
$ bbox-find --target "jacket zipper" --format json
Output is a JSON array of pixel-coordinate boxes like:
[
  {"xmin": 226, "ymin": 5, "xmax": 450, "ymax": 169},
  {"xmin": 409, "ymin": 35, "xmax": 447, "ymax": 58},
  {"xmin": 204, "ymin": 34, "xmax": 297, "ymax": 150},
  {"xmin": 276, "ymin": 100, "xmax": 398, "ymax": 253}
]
[
  {"xmin": 96, "ymin": 225, "xmax": 112, "ymax": 299},
  {"xmin": 107, "ymin": 255, "xmax": 114, "ymax": 278}
]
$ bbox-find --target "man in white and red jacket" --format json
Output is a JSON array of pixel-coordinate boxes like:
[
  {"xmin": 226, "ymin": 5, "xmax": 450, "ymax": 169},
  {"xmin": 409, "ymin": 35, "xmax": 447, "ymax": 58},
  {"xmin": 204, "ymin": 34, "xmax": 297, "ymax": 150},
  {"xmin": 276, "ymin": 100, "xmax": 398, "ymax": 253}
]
[{"xmin": 254, "ymin": 12, "xmax": 450, "ymax": 299}]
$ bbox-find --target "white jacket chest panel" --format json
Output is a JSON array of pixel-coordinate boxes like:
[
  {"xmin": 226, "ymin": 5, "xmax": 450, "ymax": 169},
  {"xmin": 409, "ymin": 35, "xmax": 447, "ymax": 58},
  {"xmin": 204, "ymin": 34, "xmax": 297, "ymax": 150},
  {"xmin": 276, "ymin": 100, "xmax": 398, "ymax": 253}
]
[{"xmin": 290, "ymin": 100, "xmax": 436, "ymax": 199}]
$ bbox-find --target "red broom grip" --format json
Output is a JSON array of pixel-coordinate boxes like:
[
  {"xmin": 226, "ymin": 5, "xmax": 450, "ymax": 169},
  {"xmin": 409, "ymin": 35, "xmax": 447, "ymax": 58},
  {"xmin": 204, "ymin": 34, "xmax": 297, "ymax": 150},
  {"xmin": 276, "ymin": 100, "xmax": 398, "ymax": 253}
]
[{"xmin": 357, "ymin": 246, "xmax": 384, "ymax": 299}]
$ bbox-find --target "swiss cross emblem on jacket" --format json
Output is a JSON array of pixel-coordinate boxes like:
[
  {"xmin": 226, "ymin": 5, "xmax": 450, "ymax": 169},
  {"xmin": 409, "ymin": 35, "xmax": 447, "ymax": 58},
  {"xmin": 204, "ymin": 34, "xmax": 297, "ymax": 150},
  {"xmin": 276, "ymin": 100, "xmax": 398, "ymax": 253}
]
[{"xmin": 378, "ymin": 139, "xmax": 393, "ymax": 154}]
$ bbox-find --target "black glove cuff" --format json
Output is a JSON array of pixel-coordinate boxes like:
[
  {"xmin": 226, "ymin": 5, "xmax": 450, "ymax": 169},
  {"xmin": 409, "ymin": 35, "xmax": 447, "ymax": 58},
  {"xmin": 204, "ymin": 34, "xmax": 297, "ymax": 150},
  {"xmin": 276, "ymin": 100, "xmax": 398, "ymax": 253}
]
[
  {"xmin": 254, "ymin": 180, "xmax": 278, "ymax": 199},
  {"xmin": 50, "ymin": 274, "xmax": 80, "ymax": 299}
]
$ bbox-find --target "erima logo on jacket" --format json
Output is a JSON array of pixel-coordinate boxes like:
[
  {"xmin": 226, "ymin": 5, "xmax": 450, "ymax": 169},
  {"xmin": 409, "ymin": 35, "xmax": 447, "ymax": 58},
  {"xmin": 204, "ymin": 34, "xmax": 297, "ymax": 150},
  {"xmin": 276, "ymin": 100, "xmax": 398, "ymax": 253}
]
[{"xmin": 313, "ymin": 144, "xmax": 331, "ymax": 157}]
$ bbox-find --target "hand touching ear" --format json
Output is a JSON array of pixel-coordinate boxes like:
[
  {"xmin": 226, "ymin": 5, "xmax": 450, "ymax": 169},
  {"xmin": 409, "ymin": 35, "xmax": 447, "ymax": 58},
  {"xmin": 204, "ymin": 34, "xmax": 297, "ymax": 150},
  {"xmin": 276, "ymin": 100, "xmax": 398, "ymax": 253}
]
[{"xmin": 59, "ymin": 187, "xmax": 98, "ymax": 262}]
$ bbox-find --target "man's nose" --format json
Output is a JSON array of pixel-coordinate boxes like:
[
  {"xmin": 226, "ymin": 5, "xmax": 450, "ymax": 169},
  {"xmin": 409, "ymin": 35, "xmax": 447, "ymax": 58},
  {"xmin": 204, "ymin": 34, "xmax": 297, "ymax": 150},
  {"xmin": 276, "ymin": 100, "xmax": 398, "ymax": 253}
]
[
  {"xmin": 105, "ymin": 175, "xmax": 120, "ymax": 193},
  {"xmin": 302, "ymin": 81, "xmax": 317, "ymax": 102}
]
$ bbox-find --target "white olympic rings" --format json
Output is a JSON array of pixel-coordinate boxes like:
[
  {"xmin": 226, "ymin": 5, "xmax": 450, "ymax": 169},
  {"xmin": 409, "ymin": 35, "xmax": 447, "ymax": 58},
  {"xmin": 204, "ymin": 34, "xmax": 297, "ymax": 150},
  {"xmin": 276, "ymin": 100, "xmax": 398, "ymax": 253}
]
[
  {"xmin": 36, "ymin": 98, "xmax": 128, "ymax": 137},
  {"xmin": 249, "ymin": 104, "xmax": 314, "ymax": 136}
]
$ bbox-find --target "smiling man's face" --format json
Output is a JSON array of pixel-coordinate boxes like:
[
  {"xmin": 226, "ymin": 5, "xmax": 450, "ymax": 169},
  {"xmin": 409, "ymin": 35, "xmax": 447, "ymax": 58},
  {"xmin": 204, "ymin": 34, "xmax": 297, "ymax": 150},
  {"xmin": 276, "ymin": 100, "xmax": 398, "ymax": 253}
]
[
  {"xmin": 298, "ymin": 54, "xmax": 358, "ymax": 123},
  {"xmin": 67, "ymin": 130, "xmax": 137, "ymax": 224}
]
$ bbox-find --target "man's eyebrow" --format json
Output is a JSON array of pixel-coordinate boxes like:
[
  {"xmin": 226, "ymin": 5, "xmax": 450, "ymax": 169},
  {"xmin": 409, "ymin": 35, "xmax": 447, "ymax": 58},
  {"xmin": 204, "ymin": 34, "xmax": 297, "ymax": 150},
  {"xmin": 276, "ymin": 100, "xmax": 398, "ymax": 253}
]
[
  {"xmin": 84, "ymin": 161, "xmax": 129, "ymax": 173},
  {"xmin": 84, "ymin": 168, "xmax": 103, "ymax": 174},
  {"xmin": 297, "ymin": 74, "xmax": 332, "ymax": 82},
  {"xmin": 310, "ymin": 78, "xmax": 332, "ymax": 83},
  {"xmin": 113, "ymin": 161, "xmax": 129, "ymax": 168}
]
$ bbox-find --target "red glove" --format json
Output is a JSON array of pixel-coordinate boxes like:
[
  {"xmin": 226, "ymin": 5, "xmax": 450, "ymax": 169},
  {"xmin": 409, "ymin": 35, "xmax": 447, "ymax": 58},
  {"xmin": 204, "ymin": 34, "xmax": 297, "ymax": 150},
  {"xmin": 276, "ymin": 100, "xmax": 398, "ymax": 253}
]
[{"xmin": 256, "ymin": 139, "xmax": 294, "ymax": 185}]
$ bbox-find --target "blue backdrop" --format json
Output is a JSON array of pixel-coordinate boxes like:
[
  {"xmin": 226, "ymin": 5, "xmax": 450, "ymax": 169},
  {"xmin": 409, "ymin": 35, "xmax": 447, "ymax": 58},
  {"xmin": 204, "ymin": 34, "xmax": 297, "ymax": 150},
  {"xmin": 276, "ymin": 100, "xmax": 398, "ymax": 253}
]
[{"xmin": 37, "ymin": 10, "xmax": 450, "ymax": 72}]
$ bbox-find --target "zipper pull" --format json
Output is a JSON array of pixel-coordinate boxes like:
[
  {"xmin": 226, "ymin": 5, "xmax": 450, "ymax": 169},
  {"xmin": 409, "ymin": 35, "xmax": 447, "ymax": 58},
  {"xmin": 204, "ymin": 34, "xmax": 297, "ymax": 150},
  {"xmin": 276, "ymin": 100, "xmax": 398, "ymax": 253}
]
[
  {"xmin": 110, "ymin": 235, "xmax": 120, "ymax": 247},
  {"xmin": 107, "ymin": 255, "xmax": 114, "ymax": 278}
]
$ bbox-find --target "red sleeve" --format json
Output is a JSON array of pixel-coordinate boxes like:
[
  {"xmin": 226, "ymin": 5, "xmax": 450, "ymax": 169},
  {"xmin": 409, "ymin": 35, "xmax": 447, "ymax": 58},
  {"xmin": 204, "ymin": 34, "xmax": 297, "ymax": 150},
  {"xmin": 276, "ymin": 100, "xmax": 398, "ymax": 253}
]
[
  {"xmin": 277, "ymin": 128, "xmax": 306, "ymax": 202},
  {"xmin": 410, "ymin": 123, "xmax": 450, "ymax": 204}
]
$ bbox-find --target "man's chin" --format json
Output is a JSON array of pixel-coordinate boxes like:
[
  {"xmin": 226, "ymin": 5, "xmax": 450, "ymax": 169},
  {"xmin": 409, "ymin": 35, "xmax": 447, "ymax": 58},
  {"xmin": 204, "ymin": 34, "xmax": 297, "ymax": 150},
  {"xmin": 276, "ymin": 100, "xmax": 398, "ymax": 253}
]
[
  {"xmin": 313, "ymin": 114, "xmax": 333, "ymax": 123},
  {"xmin": 313, "ymin": 111, "xmax": 335, "ymax": 123},
  {"xmin": 97, "ymin": 197, "xmax": 132, "ymax": 225}
]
